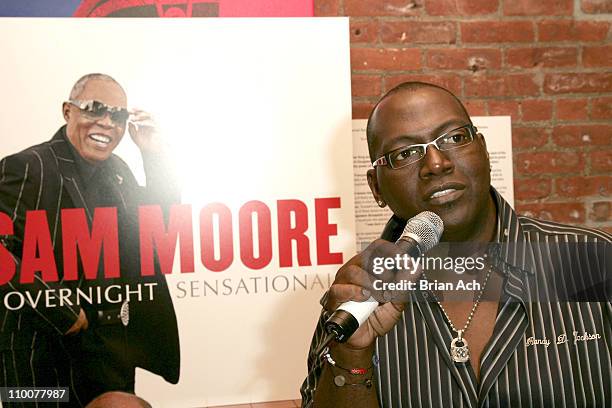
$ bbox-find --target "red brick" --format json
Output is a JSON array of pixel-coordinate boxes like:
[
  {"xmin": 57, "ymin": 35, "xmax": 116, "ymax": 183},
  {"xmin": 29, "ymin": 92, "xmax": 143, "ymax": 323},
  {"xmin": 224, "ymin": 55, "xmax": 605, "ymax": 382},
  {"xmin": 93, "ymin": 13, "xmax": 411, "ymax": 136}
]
[
  {"xmin": 384, "ymin": 74, "xmax": 461, "ymax": 95},
  {"xmin": 465, "ymin": 74, "xmax": 539, "ymax": 97},
  {"xmin": 556, "ymin": 98, "xmax": 589, "ymax": 121},
  {"xmin": 350, "ymin": 19, "xmax": 378, "ymax": 44},
  {"xmin": 461, "ymin": 21, "xmax": 535, "ymax": 43},
  {"xmin": 581, "ymin": 0, "xmax": 612, "ymax": 13},
  {"xmin": 514, "ymin": 178, "xmax": 552, "ymax": 199},
  {"xmin": 556, "ymin": 176, "xmax": 610, "ymax": 197},
  {"xmin": 426, "ymin": 48, "xmax": 501, "ymax": 70},
  {"xmin": 544, "ymin": 73, "xmax": 612, "ymax": 94},
  {"xmin": 506, "ymin": 47, "xmax": 577, "ymax": 68},
  {"xmin": 538, "ymin": 20, "xmax": 609, "ymax": 42},
  {"xmin": 352, "ymin": 74, "xmax": 382, "ymax": 97},
  {"xmin": 464, "ymin": 100, "xmax": 488, "ymax": 116},
  {"xmin": 345, "ymin": 0, "xmax": 421, "ymax": 16},
  {"xmin": 351, "ymin": 47, "xmax": 421, "ymax": 71},
  {"xmin": 516, "ymin": 202, "xmax": 585, "ymax": 223},
  {"xmin": 488, "ymin": 100, "xmax": 520, "ymax": 119},
  {"xmin": 380, "ymin": 21, "xmax": 456, "ymax": 44},
  {"xmin": 504, "ymin": 0, "xmax": 573, "ymax": 15},
  {"xmin": 591, "ymin": 97, "xmax": 612, "ymax": 120},
  {"xmin": 583, "ymin": 45, "xmax": 612, "ymax": 68},
  {"xmin": 352, "ymin": 102, "xmax": 376, "ymax": 119},
  {"xmin": 552, "ymin": 125, "xmax": 612, "ymax": 147},
  {"xmin": 314, "ymin": 0, "xmax": 340, "ymax": 16},
  {"xmin": 590, "ymin": 202, "xmax": 610, "ymax": 222},
  {"xmin": 512, "ymin": 126, "xmax": 550, "ymax": 148},
  {"xmin": 591, "ymin": 150, "xmax": 612, "ymax": 173},
  {"xmin": 425, "ymin": 0, "xmax": 499, "ymax": 15},
  {"xmin": 522, "ymin": 100, "xmax": 553, "ymax": 121},
  {"xmin": 516, "ymin": 151, "xmax": 584, "ymax": 174}
]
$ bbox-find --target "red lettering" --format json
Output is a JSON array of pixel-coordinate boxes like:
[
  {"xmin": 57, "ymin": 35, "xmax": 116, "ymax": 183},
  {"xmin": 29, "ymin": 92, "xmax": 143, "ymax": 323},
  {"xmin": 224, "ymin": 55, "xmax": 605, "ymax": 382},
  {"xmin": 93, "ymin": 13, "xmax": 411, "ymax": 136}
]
[
  {"xmin": 277, "ymin": 199, "xmax": 311, "ymax": 267},
  {"xmin": 315, "ymin": 197, "xmax": 343, "ymax": 265},
  {"xmin": 62, "ymin": 207, "xmax": 119, "ymax": 281},
  {"xmin": 239, "ymin": 200, "xmax": 272, "ymax": 270},
  {"xmin": 20, "ymin": 210, "xmax": 58, "ymax": 283},
  {"xmin": 139, "ymin": 204, "xmax": 194, "ymax": 276},
  {"xmin": 0, "ymin": 212, "xmax": 16, "ymax": 285},
  {"xmin": 200, "ymin": 203, "xmax": 233, "ymax": 272}
]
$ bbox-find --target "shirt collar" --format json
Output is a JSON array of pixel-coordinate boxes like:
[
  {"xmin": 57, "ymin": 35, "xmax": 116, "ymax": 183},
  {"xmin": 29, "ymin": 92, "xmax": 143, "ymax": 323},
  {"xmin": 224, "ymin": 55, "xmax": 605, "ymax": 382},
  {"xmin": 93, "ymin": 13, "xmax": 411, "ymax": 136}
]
[
  {"xmin": 488, "ymin": 187, "xmax": 536, "ymax": 276},
  {"xmin": 486, "ymin": 187, "xmax": 536, "ymax": 307}
]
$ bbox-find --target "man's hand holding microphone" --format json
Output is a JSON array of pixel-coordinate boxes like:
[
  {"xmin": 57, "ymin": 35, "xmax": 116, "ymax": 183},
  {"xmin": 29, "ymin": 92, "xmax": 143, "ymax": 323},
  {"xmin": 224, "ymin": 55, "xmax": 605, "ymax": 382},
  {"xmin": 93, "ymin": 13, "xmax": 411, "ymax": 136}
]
[{"xmin": 313, "ymin": 212, "xmax": 443, "ymax": 407}]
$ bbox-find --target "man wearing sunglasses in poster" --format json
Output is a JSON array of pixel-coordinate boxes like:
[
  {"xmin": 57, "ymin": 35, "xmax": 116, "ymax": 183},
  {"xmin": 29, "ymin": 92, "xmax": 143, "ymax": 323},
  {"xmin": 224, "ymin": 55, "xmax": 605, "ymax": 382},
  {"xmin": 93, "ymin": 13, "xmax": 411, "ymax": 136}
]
[{"xmin": 0, "ymin": 73, "xmax": 179, "ymax": 406}]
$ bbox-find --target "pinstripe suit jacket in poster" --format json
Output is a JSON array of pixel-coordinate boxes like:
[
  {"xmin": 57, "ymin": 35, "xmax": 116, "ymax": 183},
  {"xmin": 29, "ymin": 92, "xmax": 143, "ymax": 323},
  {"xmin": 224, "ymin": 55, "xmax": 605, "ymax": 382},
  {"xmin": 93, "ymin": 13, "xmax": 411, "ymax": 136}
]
[
  {"xmin": 302, "ymin": 189, "xmax": 611, "ymax": 408},
  {"xmin": 0, "ymin": 126, "xmax": 180, "ymax": 386}
]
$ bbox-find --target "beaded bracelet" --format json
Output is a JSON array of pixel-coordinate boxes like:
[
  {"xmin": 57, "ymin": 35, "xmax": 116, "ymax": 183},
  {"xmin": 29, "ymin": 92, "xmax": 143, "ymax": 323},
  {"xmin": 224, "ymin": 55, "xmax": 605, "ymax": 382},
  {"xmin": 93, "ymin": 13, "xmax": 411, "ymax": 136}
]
[{"xmin": 321, "ymin": 348, "xmax": 374, "ymax": 388}]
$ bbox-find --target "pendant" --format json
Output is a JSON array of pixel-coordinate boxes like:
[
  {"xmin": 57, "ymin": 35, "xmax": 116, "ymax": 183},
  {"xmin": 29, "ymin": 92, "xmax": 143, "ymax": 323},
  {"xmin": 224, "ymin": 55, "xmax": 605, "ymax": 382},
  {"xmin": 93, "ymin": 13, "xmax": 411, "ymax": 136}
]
[{"xmin": 450, "ymin": 330, "xmax": 470, "ymax": 363}]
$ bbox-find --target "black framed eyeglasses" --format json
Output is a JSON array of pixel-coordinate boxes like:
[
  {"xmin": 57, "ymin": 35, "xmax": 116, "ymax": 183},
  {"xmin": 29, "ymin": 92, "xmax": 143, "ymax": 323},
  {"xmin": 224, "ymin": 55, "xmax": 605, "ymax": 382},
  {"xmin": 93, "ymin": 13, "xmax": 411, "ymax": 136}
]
[
  {"xmin": 68, "ymin": 99, "xmax": 129, "ymax": 126},
  {"xmin": 372, "ymin": 124, "xmax": 477, "ymax": 169}
]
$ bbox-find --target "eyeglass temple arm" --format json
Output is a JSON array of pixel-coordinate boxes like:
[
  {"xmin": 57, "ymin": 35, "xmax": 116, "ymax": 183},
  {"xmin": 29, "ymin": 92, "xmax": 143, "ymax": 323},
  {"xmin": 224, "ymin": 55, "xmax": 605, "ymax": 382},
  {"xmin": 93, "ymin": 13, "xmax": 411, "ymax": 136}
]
[{"xmin": 372, "ymin": 157, "xmax": 387, "ymax": 167}]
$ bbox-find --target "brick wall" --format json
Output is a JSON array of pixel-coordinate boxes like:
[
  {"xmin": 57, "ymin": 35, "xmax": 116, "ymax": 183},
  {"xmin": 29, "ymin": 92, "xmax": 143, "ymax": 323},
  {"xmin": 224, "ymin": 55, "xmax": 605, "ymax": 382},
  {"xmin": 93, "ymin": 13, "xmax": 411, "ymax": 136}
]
[{"xmin": 316, "ymin": 0, "xmax": 611, "ymax": 232}]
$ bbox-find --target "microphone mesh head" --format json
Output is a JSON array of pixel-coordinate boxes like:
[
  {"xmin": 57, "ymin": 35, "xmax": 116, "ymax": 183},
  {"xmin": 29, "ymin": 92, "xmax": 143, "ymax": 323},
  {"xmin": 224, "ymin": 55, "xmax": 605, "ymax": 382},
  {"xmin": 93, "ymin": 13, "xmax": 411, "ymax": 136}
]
[{"xmin": 402, "ymin": 211, "xmax": 444, "ymax": 253}]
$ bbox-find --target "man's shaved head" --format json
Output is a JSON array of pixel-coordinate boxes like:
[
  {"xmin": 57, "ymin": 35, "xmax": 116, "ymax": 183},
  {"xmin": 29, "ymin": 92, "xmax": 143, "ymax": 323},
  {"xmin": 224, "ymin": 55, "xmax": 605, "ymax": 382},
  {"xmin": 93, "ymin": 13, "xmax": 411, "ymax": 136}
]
[{"xmin": 366, "ymin": 82, "xmax": 471, "ymax": 162}]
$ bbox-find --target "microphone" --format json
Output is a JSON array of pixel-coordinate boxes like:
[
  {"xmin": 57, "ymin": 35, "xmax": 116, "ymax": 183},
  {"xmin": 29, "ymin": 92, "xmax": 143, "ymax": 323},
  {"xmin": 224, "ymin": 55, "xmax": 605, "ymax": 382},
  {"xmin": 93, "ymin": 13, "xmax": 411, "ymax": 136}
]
[{"xmin": 317, "ymin": 211, "xmax": 443, "ymax": 355}]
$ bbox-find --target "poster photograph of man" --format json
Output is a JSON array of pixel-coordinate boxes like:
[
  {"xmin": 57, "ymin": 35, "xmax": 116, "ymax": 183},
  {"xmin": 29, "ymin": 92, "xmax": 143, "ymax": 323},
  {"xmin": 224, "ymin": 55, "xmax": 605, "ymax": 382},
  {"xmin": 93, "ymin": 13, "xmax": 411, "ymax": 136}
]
[
  {"xmin": 0, "ymin": 18, "xmax": 354, "ymax": 407},
  {"xmin": 0, "ymin": 72, "xmax": 181, "ymax": 406}
]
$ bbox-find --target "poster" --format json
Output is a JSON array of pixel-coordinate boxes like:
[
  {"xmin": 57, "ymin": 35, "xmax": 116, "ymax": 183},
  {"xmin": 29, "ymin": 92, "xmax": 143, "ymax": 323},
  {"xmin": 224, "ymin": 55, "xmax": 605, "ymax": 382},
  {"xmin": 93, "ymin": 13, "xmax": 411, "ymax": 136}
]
[
  {"xmin": 0, "ymin": 0, "xmax": 314, "ymax": 17},
  {"xmin": 0, "ymin": 18, "xmax": 352, "ymax": 407}
]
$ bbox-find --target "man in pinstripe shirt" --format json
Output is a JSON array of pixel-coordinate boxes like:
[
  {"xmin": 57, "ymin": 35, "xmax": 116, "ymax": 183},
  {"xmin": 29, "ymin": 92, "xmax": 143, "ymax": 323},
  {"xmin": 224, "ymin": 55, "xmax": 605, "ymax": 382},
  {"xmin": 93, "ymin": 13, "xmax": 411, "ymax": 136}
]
[
  {"xmin": 0, "ymin": 74, "xmax": 180, "ymax": 406},
  {"xmin": 301, "ymin": 82, "xmax": 611, "ymax": 407}
]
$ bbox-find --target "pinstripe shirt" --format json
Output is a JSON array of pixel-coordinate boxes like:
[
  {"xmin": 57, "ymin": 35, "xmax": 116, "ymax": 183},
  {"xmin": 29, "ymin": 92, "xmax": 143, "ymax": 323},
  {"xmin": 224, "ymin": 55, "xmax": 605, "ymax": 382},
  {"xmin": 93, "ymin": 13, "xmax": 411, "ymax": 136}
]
[{"xmin": 301, "ymin": 191, "xmax": 611, "ymax": 408}]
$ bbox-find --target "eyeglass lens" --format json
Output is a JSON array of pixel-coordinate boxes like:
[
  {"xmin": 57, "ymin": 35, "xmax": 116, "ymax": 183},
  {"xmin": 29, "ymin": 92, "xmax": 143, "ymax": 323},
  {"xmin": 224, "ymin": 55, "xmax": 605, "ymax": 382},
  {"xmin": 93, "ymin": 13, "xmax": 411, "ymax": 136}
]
[
  {"xmin": 81, "ymin": 101, "xmax": 129, "ymax": 125},
  {"xmin": 388, "ymin": 126, "xmax": 474, "ymax": 168}
]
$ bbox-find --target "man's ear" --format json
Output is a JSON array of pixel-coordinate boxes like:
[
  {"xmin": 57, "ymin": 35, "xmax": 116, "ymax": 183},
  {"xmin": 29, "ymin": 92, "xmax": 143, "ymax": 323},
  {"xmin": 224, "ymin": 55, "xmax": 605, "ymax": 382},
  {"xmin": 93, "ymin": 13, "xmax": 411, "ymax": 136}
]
[
  {"xmin": 476, "ymin": 129, "xmax": 490, "ymax": 161},
  {"xmin": 62, "ymin": 102, "xmax": 71, "ymax": 122},
  {"xmin": 477, "ymin": 131, "xmax": 493, "ymax": 173},
  {"xmin": 367, "ymin": 168, "xmax": 384, "ymax": 206},
  {"xmin": 478, "ymin": 131, "xmax": 487, "ymax": 148}
]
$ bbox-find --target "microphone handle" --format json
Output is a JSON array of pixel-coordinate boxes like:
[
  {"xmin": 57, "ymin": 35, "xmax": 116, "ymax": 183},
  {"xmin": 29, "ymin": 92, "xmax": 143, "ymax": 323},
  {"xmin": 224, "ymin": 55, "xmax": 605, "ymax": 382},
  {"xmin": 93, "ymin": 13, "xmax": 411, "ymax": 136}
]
[
  {"xmin": 325, "ymin": 298, "xmax": 378, "ymax": 342},
  {"xmin": 324, "ymin": 238, "xmax": 420, "ymax": 343}
]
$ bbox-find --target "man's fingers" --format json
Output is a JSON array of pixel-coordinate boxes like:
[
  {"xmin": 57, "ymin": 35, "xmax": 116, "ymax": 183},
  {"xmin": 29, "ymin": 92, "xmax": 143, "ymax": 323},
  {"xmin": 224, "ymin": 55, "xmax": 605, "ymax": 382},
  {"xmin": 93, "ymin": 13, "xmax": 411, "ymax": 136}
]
[
  {"xmin": 357, "ymin": 238, "xmax": 421, "ymax": 279},
  {"xmin": 129, "ymin": 119, "xmax": 156, "ymax": 128},
  {"xmin": 64, "ymin": 309, "xmax": 88, "ymax": 335},
  {"xmin": 325, "ymin": 283, "xmax": 373, "ymax": 311},
  {"xmin": 334, "ymin": 264, "xmax": 373, "ymax": 287},
  {"xmin": 128, "ymin": 108, "xmax": 156, "ymax": 125},
  {"xmin": 360, "ymin": 239, "xmax": 399, "ymax": 260},
  {"xmin": 341, "ymin": 239, "xmax": 393, "ymax": 270},
  {"xmin": 367, "ymin": 302, "xmax": 405, "ymax": 337},
  {"xmin": 127, "ymin": 108, "xmax": 148, "ymax": 116},
  {"xmin": 82, "ymin": 313, "xmax": 89, "ymax": 331}
]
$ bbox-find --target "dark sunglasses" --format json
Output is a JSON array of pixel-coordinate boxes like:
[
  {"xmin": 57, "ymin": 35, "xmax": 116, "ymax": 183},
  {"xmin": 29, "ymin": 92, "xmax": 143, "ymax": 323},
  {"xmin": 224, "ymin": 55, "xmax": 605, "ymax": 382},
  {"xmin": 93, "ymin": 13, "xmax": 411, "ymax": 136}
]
[{"xmin": 68, "ymin": 99, "xmax": 129, "ymax": 125}]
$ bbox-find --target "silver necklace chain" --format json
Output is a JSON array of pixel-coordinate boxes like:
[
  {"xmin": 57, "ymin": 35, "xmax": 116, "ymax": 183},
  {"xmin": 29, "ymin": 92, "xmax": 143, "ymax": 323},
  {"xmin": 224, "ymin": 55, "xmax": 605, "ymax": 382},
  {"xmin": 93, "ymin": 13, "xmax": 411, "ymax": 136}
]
[
  {"xmin": 422, "ymin": 262, "xmax": 494, "ymax": 334},
  {"xmin": 421, "ymin": 262, "xmax": 494, "ymax": 363}
]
